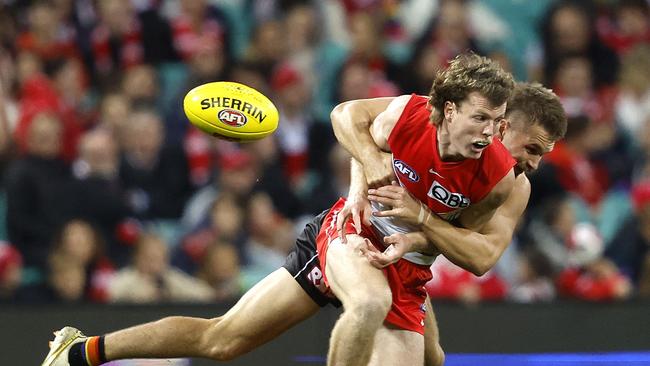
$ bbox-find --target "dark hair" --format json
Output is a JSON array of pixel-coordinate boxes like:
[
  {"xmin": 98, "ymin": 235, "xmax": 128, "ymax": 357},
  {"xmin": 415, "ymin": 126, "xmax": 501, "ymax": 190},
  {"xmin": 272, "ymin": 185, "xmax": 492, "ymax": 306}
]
[
  {"xmin": 428, "ymin": 52, "xmax": 514, "ymax": 124},
  {"xmin": 506, "ymin": 82, "xmax": 567, "ymax": 141}
]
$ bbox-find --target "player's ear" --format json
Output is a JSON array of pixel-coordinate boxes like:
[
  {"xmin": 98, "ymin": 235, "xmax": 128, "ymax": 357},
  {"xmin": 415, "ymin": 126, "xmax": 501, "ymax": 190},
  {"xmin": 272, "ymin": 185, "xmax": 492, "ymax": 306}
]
[
  {"xmin": 496, "ymin": 118, "xmax": 510, "ymax": 139},
  {"xmin": 443, "ymin": 101, "xmax": 454, "ymax": 122}
]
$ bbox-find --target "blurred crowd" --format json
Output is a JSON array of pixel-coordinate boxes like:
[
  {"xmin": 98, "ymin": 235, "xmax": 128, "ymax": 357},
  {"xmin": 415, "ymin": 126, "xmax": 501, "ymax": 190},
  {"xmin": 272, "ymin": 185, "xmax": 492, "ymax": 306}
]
[{"xmin": 0, "ymin": 0, "xmax": 649, "ymax": 306}]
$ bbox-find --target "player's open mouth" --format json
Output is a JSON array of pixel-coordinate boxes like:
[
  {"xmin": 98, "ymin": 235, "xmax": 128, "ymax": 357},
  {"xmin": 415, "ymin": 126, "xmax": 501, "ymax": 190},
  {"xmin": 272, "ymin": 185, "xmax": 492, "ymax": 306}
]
[{"xmin": 472, "ymin": 141, "xmax": 489, "ymax": 150}]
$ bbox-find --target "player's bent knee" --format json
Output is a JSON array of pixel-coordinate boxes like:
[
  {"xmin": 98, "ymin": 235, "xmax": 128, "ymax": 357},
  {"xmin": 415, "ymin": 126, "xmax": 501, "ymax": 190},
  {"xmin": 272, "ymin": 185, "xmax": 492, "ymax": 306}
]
[
  {"xmin": 347, "ymin": 294, "xmax": 392, "ymax": 324},
  {"xmin": 426, "ymin": 343, "xmax": 445, "ymax": 366}
]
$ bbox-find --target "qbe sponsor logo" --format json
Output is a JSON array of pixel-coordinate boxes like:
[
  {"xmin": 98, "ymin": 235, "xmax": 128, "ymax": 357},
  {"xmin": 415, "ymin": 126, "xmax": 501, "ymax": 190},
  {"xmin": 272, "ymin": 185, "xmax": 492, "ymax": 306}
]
[{"xmin": 427, "ymin": 180, "xmax": 470, "ymax": 208}]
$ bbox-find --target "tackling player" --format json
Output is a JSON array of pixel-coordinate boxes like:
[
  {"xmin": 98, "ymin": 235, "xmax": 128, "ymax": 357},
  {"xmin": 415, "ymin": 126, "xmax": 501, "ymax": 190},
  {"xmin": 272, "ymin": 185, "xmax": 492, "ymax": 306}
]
[{"xmin": 42, "ymin": 68, "xmax": 565, "ymax": 366}]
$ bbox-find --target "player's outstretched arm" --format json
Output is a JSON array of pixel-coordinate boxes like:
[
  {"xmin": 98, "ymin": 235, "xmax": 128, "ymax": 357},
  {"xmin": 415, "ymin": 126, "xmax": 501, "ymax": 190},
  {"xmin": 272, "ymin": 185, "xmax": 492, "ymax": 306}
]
[
  {"xmin": 369, "ymin": 175, "xmax": 529, "ymax": 275},
  {"xmin": 330, "ymin": 96, "xmax": 408, "ymax": 187}
]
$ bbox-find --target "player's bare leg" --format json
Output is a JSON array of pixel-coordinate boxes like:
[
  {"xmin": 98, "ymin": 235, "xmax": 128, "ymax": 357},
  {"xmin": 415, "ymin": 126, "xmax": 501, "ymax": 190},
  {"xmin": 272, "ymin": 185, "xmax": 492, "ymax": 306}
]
[
  {"xmin": 423, "ymin": 297, "xmax": 445, "ymax": 366},
  {"xmin": 325, "ymin": 235, "xmax": 392, "ymax": 366},
  {"xmin": 104, "ymin": 268, "xmax": 319, "ymax": 361},
  {"xmin": 367, "ymin": 325, "xmax": 424, "ymax": 366},
  {"xmin": 43, "ymin": 268, "xmax": 319, "ymax": 365}
]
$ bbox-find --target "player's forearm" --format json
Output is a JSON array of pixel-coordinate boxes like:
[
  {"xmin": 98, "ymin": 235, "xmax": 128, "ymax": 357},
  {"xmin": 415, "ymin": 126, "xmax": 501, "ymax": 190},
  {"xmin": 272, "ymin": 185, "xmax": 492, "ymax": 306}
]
[
  {"xmin": 420, "ymin": 215, "xmax": 499, "ymax": 276},
  {"xmin": 348, "ymin": 158, "xmax": 368, "ymax": 198},
  {"xmin": 330, "ymin": 101, "xmax": 384, "ymax": 166}
]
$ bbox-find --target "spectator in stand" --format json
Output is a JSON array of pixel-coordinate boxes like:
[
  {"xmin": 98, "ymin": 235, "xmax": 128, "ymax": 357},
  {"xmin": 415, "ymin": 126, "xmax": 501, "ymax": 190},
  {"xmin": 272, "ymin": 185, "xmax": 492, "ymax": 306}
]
[
  {"xmin": 108, "ymin": 231, "xmax": 214, "ymax": 304},
  {"xmin": 245, "ymin": 137, "xmax": 303, "ymax": 219},
  {"xmin": 16, "ymin": 1, "xmax": 80, "ymax": 65},
  {"xmin": 96, "ymin": 92, "xmax": 132, "ymax": 144},
  {"xmin": 120, "ymin": 64, "xmax": 160, "ymax": 109},
  {"xmin": 529, "ymin": 115, "xmax": 609, "ymax": 209},
  {"xmin": 509, "ymin": 247, "xmax": 556, "ymax": 303},
  {"xmin": 169, "ymin": 0, "xmax": 232, "ymax": 63},
  {"xmin": 49, "ymin": 57, "xmax": 92, "ymax": 128},
  {"xmin": 426, "ymin": 256, "xmax": 509, "ymax": 305},
  {"xmin": 118, "ymin": 107, "xmax": 192, "ymax": 221},
  {"xmin": 540, "ymin": 1, "xmax": 619, "ymax": 88},
  {"xmin": 615, "ymin": 45, "xmax": 650, "ymax": 140},
  {"xmin": 557, "ymin": 222, "xmax": 631, "ymax": 301},
  {"xmin": 14, "ymin": 52, "xmax": 82, "ymax": 162},
  {"xmin": 525, "ymin": 194, "xmax": 580, "ymax": 272},
  {"xmin": 241, "ymin": 192, "xmax": 295, "ymax": 289},
  {"xmin": 71, "ymin": 128, "xmax": 132, "ymax": 265},
  {"xmin": 553, "ymin": 54, "xmax": 616, "ymax": 123},
  {"xmin": 242, "ymin": 19, "xmax": 287, "ymax": 77},
  {"xmin": 631, "ymin": 107, "xmax": 650, "ymax": 179},
  {"xmin": 47, "ymin": 219, "xmax": 115, "ymax": 303},
  {"xmin": 90, "ymin": 0, "xmax": 176, "ymax": 86},
  {"xmin": 304, "ymin": 143, "xmax": 352, "ymax": 216},
  {"xmin": 415, "ymin": 0, "xmax": 481, "ymax": 70},
  {"xmin": 5, "ymin": 112, "xmax": 74, "ymax": 271},
  {"xmin": 41, "ymin": 253, "xmax": 87, "ymax": 303},
  {"xmin": 0, "ymin": 241, "xmax": 23, "ymax": 301},
  {"xmin": 270, "ymin": 63, "xmax": 327, "ymax": 189},
  {"xmin": 606, "ymin": 181, "xmax": 650, "ymax": 294},
  {"xmin": 0, "ymin": 64, "xmax": 15, "ymax": 243},
  {"xmin": 196, "ymin": 241, "xmax": 243, "ymax": 301},
  {"xmin": 598, "ymin": 0, "xmax": 650, "ymax": 55},
  {"xmin": 333, "ymin": 9, "xmax": 401, "ymax": 98},
  {"xmin": 181, "ymin": 150, "xmax": 259, "ymax": 235},
  {"xmin": 174, "ymin": 193, "xmax": 247, "ymax": 274},
  {"xmin": 398, "ymin": 43, "xmax": 445, "ymax": 96}
]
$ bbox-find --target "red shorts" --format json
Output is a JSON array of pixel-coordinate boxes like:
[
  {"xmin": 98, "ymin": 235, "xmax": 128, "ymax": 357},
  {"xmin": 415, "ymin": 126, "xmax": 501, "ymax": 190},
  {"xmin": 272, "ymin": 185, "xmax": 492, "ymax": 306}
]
[{"xmin": 315, "ymin": 198, "xmax": 432, "ymax": 334}]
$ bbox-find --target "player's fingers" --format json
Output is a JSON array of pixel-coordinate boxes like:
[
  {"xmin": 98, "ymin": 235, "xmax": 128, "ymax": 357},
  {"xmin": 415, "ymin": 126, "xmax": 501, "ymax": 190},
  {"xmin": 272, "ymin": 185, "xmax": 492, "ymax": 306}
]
[
  {"xmin": 352, "ymin": 208, "xmax": 362, "ymax": 235},
  {"xmin": 372, "ymin": 208, "xmax": 399, "ymax": 217},
  {"xmin": 367, "ymin": 194, "xmax": 396, "ymax": 207},
  {"xmin": 369, "ymin": 187, "xmax": 402, "ymax": 199},
  {"xmin": 383, "ymin": 233, "xmax": 404, "ymax": 245},
  {"xmin": 365, "ymin": 241, "xmax": 381, "ymax": 253},
  {"xmin": 367, "ymin": 253, "xmax": 390, "ymax": 269},
  {"xmin": 336, "ymin": 210, "xmax": 349, "ymax": 243}
]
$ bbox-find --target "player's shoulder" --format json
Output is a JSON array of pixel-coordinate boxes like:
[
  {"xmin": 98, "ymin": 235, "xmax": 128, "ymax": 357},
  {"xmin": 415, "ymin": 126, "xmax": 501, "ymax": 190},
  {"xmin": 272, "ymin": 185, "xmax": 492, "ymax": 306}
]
[
  {"xmin": 385, "ymin": 94, "xmax": 416, "ymax": 112},
  {"xmin": 383, "ymin": 94, "xmax": 428, "ymax": 120},
  {"xmin": 515, "ymin": 173, "xmax": 531, "ymax": 197}
]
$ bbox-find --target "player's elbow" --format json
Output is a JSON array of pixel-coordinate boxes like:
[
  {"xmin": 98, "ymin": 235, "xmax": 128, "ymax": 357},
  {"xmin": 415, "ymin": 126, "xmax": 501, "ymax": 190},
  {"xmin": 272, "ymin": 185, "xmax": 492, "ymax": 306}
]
[
  {"xmin": 468, "ymin": 244, "xmax": 500, "ymax": 276},
  {"xmin": 468, "ymin": 261, "xmax": 490, "ymax": 276},
  {"xmin": 330, "ymin": 101, "xmax": 352, "ymax": 130}
]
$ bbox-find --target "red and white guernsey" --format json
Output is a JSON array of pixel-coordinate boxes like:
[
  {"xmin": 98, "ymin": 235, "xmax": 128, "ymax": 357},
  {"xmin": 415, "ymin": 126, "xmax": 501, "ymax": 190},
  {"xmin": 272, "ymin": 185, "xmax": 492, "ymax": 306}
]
[{"xmin": 369, "ymin": 95, "xmax": 515, "ymax": 265}]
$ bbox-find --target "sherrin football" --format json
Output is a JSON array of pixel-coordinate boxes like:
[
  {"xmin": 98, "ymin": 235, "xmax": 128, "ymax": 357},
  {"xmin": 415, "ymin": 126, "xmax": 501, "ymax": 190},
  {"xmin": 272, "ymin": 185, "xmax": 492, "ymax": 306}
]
[{"xmin": 183, "ymin": 81, "xmax": 279, "ymax": 141}]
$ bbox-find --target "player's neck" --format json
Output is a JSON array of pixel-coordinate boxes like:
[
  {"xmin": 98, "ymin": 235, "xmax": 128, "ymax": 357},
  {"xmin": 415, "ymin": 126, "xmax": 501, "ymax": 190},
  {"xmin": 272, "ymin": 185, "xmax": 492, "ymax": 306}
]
[{"xmin": 436, "ymin": 124, "xmax": 465, "ymax": 162}]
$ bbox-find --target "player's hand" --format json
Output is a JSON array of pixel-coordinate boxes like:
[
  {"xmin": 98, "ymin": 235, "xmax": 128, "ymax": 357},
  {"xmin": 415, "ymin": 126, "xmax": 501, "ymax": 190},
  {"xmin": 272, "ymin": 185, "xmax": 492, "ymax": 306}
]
[
  {"xmin": 368, "ymin": 182, "xmax": 429, "ymax": 227},
  {"xmin": 363, "ymin": 233, "xmax": 415, "ymax": 268},
  {"xmin": 363, "ymin": 153, "xmax": 395, "ymax": 188},
  {"xmin": 337, "ymin": 194, "xmax": 372, "ymax": 243}
]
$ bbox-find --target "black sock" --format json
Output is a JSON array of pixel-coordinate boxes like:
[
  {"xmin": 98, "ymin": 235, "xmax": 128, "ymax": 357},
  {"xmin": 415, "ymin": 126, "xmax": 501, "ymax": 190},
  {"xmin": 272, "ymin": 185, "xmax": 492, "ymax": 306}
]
[
  {"xmin": 67, "ymin": 342, "xmax": 85, "ymax": 366},
  {"xmin": 67, "ymin": 336, "xmax": 107, "ymax": 365}
]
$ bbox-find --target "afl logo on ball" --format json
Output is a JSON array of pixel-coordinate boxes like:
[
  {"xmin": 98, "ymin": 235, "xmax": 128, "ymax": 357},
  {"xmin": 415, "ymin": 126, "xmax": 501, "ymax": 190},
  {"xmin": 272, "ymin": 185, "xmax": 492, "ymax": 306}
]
[{"xmin": 218, "ymin": 109, "xmax": 248, "ymax": 127}]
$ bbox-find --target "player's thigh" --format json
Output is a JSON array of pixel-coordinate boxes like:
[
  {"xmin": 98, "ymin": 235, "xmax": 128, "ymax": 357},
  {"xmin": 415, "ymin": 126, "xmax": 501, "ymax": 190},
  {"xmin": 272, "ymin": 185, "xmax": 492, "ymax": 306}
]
[
  {"xmin": 215, "ymin": 268, "xmax": 320, "ymax": 344},
  {"xmin": 424, "ymin": 297, "xmax": 445, "ymax": 366},
  {"xmin": 324, "ymin": 235, "xmax": 390, "ymax": 304},
  {"xmin": 367, "ymin": 326, "xmax": 424, "ymax": 366}
]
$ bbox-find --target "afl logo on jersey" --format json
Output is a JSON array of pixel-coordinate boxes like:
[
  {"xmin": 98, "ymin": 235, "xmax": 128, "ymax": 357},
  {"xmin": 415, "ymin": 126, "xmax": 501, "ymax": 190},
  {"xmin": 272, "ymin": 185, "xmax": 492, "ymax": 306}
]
[
  {"xmin": 428, "ymin": 180, "xmax": 470, "ymax": 208},
  {"xmin": 393, "ymin": 159, "xmax": 419, "ymax": 182}
]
